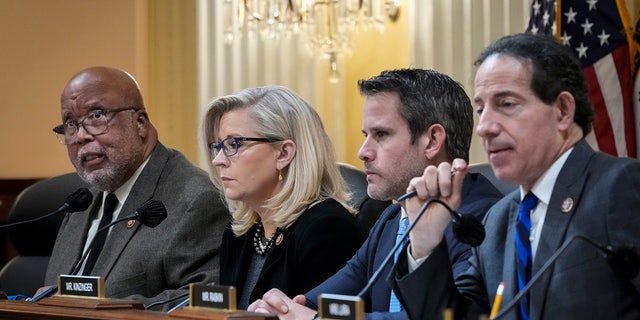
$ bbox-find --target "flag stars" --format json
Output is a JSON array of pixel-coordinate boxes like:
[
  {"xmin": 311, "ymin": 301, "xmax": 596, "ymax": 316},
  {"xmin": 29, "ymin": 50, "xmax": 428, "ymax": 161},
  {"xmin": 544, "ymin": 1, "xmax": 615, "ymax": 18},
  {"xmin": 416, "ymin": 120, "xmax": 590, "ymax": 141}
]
[
  {"xmin": 542, "ymin": 10, "xmax": 551, "ymax": 27},
  {"xmin": 564, "ymin": 7, "xmax": 577, "ymax": 24},
  {"xmin": 532, "ymin": 1, "xmax": 542, "ymax": 16},
  {"xmin": 531, "ymin": 24, "xmax": 540, "ymax": 34},
  {"xmin": 561, "ymin": 31, "xmax": 572, "ymax": 46},
  {"xmin": 581, "ymin": 18, "xmax": 594, "ymax": 35},
  {"xmin": 597, "ymin": 29, "xmax": 610, "ymax": 46},
  {"xmin": 576, "ymin": 42, "xmax": 589, "ymax": 58},
  {"xmin": 587, "ymin": 0, "xmax": 598, "ymax": 11}
]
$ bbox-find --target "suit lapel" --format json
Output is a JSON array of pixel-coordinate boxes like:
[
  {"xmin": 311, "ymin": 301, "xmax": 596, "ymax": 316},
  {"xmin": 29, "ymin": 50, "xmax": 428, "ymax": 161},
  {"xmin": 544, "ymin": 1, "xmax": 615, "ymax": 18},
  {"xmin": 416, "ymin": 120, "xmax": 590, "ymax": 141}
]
[
  {"xmin": 64, "ymin": 190, "xmax": 102, "ymax": 275},
  {"xmin": 528, "ymin": 140, "xmax": 594, "ymax": 319},
  {"xmin": 372, "ymin": 207, "xmax": 401, "ymax": 306},
  {"xmin": 94, "ymin": 144, "xmax": 170, "ymax": 278},
  {"xmin": 501, "ymin": 196, "xmax": 521, "ymax": 303}
]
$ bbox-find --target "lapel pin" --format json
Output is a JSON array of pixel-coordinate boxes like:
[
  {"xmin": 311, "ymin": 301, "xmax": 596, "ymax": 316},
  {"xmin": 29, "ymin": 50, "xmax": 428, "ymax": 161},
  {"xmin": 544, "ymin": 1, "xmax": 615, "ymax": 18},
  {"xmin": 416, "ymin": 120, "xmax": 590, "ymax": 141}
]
[
  {"xmin": 127, "ymin": 220, "xmax": 136, "ymax": 228},
  {"xmin": 275, "ymin": 234, "xmax": 284, "ymax": 246},
  {"xmin": 561, "ymin": 197, "xmax": 573, "ymax": 213}
]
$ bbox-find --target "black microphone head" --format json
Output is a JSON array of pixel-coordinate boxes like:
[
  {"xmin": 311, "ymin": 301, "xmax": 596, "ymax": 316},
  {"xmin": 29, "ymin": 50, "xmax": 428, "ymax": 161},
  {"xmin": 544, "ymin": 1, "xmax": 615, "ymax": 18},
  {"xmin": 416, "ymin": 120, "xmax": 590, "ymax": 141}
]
[
  {"xmin": 136, "ymin": 200, "xmax": 168, "ymax": 228},
  {"xmin": 64, "ymin": 188, "xmax": 93, "ymax": 212},
  {"xmin": 605, "ymin": 245, "xmax": 640, "ymax": 280},
  {"xmin": 452, "ymin": 214, "xmax": 485, "ymax": 247}
]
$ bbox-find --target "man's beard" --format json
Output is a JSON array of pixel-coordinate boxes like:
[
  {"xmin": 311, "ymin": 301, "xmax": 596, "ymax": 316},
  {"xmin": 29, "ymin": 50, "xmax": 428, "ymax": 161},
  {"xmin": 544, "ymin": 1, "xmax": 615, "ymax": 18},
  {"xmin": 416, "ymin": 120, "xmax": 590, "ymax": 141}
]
[
  {"xmin": 72, "ymin": 144, "xmax": 144, "ymax": 192},
  {"xmin": 75, "ymin": 159, "xmax": 131, "ymax": 192}
]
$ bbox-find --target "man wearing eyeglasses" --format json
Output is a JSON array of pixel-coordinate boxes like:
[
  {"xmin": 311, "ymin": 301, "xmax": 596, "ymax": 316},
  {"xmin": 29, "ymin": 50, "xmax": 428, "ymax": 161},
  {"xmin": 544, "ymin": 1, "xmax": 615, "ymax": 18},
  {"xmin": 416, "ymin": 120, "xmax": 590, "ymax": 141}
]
[{"xmin": 42, "ymin": 66, "xmax": 228, "ymax": 311}]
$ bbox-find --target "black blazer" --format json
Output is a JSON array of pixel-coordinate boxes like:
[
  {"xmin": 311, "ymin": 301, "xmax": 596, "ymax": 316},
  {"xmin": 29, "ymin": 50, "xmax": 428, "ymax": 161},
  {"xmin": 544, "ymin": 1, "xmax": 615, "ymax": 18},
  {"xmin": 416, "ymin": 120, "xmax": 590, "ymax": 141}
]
[{"xmin": 219, "ymin": 198, "xmax": 366, "ymax": 307}]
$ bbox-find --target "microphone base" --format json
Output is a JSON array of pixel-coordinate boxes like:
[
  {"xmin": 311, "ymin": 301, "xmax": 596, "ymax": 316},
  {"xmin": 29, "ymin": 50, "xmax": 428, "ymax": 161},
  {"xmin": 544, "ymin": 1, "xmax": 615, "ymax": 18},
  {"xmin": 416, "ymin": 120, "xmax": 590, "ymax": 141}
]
[
  {"xmin": 169, "ymin": 307, "xmax": 278, "ymax": 319},
  {"xmin": 36, "ymin": 295, "xmax": 144, "ymax": 310}
]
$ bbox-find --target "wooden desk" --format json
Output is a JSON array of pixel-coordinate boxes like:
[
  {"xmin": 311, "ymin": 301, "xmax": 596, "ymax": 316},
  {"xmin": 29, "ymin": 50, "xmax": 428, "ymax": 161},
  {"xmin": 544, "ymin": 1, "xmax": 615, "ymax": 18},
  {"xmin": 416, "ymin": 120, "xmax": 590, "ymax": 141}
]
[{"xmin": 0, "ymin": 297, "xmax": 277, "ymax": 320}]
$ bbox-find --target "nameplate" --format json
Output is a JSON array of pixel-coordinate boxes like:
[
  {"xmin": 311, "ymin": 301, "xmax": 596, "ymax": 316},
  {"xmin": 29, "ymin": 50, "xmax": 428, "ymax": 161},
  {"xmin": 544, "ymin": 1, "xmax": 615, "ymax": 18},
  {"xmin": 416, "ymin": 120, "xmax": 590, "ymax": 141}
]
[
  {"xmin": 318, "ymin": 293, "xmax": 364, "ymax": 320},
  {"xmin": 58, "ymin": 275, "xmax": 105, "ymax": 298},
  {"xmin": 188, "ymin": 283, "xmax": 236, "ymax": 311}
]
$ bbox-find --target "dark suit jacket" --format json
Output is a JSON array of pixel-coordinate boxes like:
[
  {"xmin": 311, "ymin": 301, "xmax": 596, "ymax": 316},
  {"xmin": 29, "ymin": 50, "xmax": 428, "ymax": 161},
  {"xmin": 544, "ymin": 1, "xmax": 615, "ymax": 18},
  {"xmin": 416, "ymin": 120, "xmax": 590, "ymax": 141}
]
[
  {"xmin": 393, "ymin": 140, "xmax": 640, "ymax": 320},
  {"xmin": 45, "ymin": 143, "xmax": 229, "ymax": 310},
  {"xmin": 305, "ymin": 173, "xmax": 503, "ymax": 320},
  {"xmin": 219, "ymin": 198, "xmax": 365, "ymax": 308}
]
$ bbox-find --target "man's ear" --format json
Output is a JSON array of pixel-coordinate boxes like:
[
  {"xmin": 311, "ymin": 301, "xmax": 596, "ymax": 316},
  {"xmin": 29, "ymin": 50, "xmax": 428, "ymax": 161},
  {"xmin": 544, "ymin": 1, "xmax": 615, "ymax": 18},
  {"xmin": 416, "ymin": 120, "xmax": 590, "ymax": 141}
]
[
  {"xmin": 420, "ymin": 123, "xmax": 446, "ymax": 160},
  {"xmin": 135, "ymin": 111, "xmax": 149, "ymax": 136},
  {"xmin": 555, "ymin": 91, "xmax": 576, "ymax": 130},
  {"xmin": 276, "ymin": 140, "xmax": 296, "ymax": 170}
]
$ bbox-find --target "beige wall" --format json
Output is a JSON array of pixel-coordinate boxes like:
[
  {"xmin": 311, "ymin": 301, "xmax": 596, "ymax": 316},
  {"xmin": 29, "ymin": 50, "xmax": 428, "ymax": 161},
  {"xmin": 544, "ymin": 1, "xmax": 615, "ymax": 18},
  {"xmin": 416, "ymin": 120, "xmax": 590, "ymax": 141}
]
[{"xmin": 0, "ymin": 0, "xmax": 148, "ymax": 178}]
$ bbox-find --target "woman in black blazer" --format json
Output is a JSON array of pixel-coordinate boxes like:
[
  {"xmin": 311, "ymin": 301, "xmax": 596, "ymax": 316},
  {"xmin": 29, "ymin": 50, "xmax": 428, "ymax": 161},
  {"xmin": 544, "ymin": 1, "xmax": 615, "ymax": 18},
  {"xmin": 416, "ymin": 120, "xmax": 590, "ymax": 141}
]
[{"xmin": 202, "ymin": 86, "xmax": 366, "ymax": 309}]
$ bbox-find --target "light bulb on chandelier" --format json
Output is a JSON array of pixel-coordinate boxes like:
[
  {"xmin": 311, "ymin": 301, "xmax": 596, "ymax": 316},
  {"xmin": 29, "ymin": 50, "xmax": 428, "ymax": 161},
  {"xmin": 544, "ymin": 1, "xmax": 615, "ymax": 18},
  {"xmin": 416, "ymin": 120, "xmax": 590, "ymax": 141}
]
[{"xmin": 223, "ymin": 0, "xmax": 401, "ymax": 82}]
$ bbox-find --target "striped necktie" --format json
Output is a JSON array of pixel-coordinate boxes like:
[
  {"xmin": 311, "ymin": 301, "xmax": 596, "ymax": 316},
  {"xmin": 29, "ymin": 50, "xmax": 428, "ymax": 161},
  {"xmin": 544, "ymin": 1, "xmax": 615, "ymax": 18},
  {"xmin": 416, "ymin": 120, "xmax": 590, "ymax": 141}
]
[{"xmin": 515, "ymin": 192, "xmax": 538, "ymax": 320}]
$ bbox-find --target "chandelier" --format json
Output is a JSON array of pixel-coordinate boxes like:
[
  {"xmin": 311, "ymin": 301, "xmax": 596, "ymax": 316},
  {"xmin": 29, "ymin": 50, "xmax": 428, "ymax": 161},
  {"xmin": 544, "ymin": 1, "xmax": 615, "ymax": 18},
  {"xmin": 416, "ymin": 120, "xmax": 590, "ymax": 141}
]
[{"xmin": 222, "ymin": 0, "xmax": 400, "ymax": 82}]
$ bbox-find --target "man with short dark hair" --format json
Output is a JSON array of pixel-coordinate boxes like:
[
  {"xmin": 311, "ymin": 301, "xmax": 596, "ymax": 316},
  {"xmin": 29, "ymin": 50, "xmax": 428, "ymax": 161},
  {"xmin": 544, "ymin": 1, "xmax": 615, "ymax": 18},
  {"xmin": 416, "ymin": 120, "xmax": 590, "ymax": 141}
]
[
  {"xmin": 248, "ymin": 68, "xmax": 503, "ymax": 319},
  {"xmin": 394, "ymin": 33, "xmax": 640, "ymax": 320}
]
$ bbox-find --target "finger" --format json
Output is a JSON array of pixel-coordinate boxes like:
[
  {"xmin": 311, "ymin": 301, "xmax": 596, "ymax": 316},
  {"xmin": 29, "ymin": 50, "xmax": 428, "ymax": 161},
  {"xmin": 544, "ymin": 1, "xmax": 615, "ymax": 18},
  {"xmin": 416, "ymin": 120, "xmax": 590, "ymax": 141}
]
[
  {"xmin": 261, "ymin": 290, "xmax": 290, "ymax": 313},
  {"xmin": 437, "ymin": 162, "xmax": 454, "ymax": 197},
  {"xmin": 424, "ymin": 165, "xmax": 440, "ymax": 198},
  {"xmin": 451, "ymin": 159, "xmax": 469, "ymax": 197},
  {"xmin": 253, "ymin": 307, "xmax": 274, "ymax": 314},
  {"xmin": 292, "ymin": 294, "xmax": 307, "ymax": 305},
  {"xmin": 247, "ymin": 299, "xmax": 264, "ymax": 312}
]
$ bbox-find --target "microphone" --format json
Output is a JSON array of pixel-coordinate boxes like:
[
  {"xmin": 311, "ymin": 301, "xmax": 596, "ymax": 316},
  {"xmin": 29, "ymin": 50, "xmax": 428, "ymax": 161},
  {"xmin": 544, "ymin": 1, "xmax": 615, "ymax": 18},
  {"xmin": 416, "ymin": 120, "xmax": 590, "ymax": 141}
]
[
  {"xmin": 492, "ymin": 234, "xmax": 640, "ymax": 319},
  {"xmin": 0, "ymin": 188, "xmax": 93, "ymax": 229},
  {"xmin": 357, "ymin": 198, "xmax": 478, "ymax": 298},
  {"xmin": 29, "ymin": 199, "xmax": 168, "ymax": 302},
  {"xmin": 167, "ymin": 296, "xmax": 191, "ymax": 312},
  {"xmin": 144, "ymin": 292, "xmax": 190, "ymax": 311},
  {"xmin": 68, "ymin": 199, "xmax": 168, "ymax": 276}
]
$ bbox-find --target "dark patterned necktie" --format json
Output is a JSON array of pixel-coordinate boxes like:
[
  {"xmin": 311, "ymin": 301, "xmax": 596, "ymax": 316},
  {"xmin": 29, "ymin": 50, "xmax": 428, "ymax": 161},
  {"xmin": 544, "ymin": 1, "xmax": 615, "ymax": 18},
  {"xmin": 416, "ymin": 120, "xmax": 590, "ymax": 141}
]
[
  {"xmin": 515, "ymin": 192, "xmax": 538, "ymax": 320},
  {"xmin": 82, "ymin": 193, "xmax": 118, "ymax": 275}
]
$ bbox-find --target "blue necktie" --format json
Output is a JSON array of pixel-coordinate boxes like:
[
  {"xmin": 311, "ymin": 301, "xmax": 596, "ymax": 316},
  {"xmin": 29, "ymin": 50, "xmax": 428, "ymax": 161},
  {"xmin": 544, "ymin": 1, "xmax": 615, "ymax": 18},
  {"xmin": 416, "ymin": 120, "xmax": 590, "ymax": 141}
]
[
  {"xmin": 389, "ymin": 216, "xmax": 409, "ymax": 312},
  {"xmin": 515, "ymin": 192, "xmax": 538, "ymax": 320}
]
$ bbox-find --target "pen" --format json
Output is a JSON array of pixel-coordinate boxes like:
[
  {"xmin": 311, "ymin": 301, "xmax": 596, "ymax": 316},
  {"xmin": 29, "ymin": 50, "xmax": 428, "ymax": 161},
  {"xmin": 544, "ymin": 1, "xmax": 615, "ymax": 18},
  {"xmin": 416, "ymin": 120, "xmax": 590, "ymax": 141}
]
[
  {"xmin": 397, "ymin": 170, "xmax": 458, "ymax": 202},
  {"xmin": 489, "ymin": 281, "xmax": 505, "ymax": 319}
]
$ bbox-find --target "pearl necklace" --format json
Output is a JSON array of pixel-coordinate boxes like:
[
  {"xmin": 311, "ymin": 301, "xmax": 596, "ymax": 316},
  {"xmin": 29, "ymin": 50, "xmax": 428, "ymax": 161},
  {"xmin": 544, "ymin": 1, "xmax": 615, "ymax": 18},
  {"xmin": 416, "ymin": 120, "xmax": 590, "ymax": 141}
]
[{"xmin": 253, "ymin": 220, "xmax": 281, "ymax": 255}]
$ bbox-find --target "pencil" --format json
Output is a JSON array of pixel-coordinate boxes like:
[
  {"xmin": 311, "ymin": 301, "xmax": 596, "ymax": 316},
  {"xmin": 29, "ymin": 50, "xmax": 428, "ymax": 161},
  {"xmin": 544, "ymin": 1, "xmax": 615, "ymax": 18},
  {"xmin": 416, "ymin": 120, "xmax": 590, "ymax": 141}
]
[{"xmin": 489, "ymin": 281, "xmax": 505, "ymax": 319}]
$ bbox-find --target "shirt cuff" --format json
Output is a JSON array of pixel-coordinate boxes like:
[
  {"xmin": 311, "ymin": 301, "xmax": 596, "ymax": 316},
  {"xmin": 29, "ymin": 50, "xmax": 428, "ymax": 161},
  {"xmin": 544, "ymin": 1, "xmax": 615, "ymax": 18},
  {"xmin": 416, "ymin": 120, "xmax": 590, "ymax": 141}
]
[{"xmin": 407, "ymin": 245, "xmax": 428, "ymax": 272}]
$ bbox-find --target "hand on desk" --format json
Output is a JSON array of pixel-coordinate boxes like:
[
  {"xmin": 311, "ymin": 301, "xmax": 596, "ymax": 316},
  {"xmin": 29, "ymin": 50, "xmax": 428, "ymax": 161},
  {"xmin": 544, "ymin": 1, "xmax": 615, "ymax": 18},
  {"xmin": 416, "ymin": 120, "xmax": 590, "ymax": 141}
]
[{"xmin": 247, "ymin": 288, "xmax": 316, "ymax": 320}]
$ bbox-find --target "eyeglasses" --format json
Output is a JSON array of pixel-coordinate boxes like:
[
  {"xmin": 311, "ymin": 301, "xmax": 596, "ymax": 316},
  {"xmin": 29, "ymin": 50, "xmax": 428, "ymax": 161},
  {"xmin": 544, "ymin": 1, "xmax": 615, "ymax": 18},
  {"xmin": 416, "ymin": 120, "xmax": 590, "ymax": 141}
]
[
  {"xmin": 209, "ymin": 137, "xmax": 280, "ymax": 158},
  {"xmin": 52, "ymin": 107, "xmax": 139, "ymax": 145}
]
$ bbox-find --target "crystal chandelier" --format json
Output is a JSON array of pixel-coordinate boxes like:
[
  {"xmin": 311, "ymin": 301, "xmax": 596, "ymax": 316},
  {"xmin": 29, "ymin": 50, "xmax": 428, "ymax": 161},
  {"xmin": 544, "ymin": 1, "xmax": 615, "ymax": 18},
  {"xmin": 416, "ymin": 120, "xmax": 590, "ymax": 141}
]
[{"xmin": 222, "ymin": 0, "xmax": 400, "ymax": 82}]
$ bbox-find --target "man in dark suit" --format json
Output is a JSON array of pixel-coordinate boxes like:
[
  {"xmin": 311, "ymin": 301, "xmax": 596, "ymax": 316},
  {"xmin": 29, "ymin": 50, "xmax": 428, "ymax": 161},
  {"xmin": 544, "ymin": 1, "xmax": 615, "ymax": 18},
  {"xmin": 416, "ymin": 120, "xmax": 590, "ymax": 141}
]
[
  {"xmin": 43, "ymin": 66, "xmax": 228, "ymax": 310},
  {"xmin": 247, "ymin": 69, "xmax": 504, "ymax": 319},
  {"xmin": 393, "ymin": 33, "xmax": 640, "ymax": 319}
]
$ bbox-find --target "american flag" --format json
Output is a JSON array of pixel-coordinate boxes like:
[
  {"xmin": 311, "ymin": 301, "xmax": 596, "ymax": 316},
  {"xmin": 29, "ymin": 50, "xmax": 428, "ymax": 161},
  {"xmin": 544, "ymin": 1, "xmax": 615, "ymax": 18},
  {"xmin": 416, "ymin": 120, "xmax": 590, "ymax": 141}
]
[{"xmin": 527, "ymin": 0, "xmax": 639, "ymax": 158}]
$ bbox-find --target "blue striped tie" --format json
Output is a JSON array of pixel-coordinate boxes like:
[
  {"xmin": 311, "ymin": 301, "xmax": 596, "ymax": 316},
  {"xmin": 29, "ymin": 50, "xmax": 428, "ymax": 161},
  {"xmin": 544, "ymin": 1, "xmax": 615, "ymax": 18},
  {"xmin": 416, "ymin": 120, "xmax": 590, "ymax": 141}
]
[
  {"xmin": 389, "ymin": 216, "xmax": 410, "ymax": 312},
  {"xmin": 515, "ymin": 192, "xmax": 538, "ymax": 320}
]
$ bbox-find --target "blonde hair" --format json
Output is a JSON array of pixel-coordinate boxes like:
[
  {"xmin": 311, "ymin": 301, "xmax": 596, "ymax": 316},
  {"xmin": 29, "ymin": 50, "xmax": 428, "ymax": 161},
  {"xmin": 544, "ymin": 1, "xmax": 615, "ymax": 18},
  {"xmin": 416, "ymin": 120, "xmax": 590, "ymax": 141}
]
[{"xmin": 202, "ymin": 86, "xmax": 354, "ymax": 236}]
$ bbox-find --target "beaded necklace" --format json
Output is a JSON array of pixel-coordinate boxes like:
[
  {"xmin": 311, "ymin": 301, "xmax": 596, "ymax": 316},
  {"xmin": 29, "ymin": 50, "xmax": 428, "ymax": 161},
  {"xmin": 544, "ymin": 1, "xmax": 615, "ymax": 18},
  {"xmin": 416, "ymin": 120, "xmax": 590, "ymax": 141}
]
[{"xmin": 253, "ymin": 219, "xmax": 281, "ymax": 255}]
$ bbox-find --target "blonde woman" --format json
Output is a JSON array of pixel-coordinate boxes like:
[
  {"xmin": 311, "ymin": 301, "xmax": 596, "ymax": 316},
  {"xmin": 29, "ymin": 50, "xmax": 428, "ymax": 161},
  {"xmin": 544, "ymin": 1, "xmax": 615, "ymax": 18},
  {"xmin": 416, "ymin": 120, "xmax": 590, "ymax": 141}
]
[{"xmin": 202, "ymin": 86, "xmax": 365, "ymax": 309}]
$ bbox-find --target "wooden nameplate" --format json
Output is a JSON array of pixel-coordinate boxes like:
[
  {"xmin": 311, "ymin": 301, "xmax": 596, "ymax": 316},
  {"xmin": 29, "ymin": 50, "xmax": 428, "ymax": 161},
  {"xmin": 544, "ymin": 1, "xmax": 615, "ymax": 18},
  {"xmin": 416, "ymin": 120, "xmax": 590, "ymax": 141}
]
[
  {"xmin": 36, "ymin": 295, "xmax": 145, "ymax": 310},
  {"xmin": 169, "ymin": 307, "xmax": 277, "ymax": 320}
]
